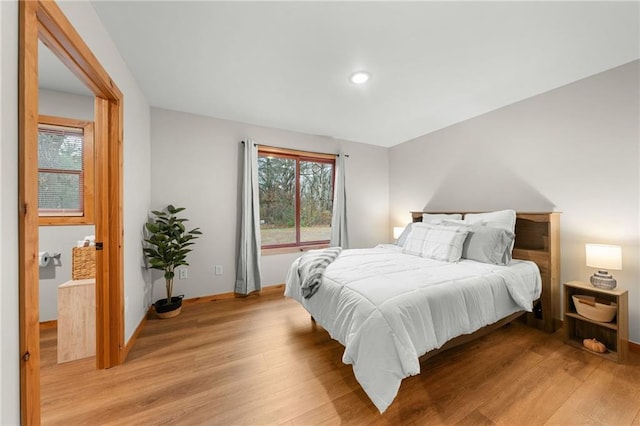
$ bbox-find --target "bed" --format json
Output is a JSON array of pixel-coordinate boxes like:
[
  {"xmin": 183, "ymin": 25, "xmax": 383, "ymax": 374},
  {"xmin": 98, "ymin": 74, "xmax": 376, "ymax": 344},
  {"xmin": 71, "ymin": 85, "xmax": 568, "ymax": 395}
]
[{"xmin": 284, "ymin": 210, "xmax": 560, "ymax": 413}]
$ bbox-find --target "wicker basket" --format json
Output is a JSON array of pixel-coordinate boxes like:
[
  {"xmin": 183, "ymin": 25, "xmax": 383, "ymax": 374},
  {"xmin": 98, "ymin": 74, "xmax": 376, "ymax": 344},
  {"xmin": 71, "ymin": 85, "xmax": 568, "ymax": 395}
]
[
  {"xmin": 72, "ymin": 247, "xmax": 95, "ymax": 280},
  {"xmin": 572, "ymin": 295, "xmax": 617, "ymax": 322}
]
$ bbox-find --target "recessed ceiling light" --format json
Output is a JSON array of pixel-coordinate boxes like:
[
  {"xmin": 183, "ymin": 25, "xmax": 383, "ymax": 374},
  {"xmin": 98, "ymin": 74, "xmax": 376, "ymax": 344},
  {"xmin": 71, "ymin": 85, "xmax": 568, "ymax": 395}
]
[{"xmin": 350, "ymin": 71, "xmax": 371, "ymax": 84}]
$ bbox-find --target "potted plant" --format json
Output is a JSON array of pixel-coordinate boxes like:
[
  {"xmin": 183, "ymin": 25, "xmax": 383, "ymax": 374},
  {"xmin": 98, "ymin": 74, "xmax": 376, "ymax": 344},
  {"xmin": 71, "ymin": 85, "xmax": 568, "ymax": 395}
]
[{"xmin": 143, "ymin": 205, "xmax": 202, "ymax": 318}]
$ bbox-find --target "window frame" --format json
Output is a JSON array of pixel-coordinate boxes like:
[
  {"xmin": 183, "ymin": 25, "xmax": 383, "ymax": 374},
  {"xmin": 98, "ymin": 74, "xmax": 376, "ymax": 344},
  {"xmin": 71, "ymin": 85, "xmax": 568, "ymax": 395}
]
[
  {"xmin": 38, "ymin": 115, "xmax": 95, "ymax": 225},
  {"xmin": 258, "ymin": 146, "xmax": 336, "ymax": 253}
]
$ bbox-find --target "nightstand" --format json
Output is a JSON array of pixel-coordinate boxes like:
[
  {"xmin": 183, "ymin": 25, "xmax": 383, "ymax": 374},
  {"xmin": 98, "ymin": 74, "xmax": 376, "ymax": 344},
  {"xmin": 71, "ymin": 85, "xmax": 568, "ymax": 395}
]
[{"xmin": 563, "ymin": 281, "xmax": 628, "ymax": 363}]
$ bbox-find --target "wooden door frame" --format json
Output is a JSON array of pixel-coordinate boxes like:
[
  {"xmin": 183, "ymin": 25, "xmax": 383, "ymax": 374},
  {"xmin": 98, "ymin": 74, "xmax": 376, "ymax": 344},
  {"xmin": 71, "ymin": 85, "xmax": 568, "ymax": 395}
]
[{"xmin": 19, "ymin": 0, "xmax": 124, "ymax": 423}]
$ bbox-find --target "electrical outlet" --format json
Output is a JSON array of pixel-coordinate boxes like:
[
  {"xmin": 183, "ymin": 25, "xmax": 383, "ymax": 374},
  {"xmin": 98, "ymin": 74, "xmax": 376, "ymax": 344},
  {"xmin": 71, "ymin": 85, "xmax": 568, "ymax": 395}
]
[
  {"xmin": 215, "ymin": 265, "xmax": 223, "ymax": 276},
  {"xmin": 179, "ymin": 268, "xmax": 188, "ymax": 279}
]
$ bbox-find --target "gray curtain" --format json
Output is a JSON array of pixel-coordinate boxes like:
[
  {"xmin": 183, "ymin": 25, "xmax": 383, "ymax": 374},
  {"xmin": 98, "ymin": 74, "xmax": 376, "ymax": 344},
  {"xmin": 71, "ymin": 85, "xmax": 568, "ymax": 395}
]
[
  {"xmin": 330, "ymin": 153, "xmax": 349, "ymax": 248},
  {"xmin": 235, "ymin": 140, "xmax": 262, "ymax": 295}
]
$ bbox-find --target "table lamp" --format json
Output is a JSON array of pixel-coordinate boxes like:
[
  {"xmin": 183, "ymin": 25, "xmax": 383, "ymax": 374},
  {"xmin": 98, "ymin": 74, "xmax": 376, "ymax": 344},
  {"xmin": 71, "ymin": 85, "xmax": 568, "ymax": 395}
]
[{"xmin": 585, "ymin": 243, "xmax": 622, "ymax": 289}]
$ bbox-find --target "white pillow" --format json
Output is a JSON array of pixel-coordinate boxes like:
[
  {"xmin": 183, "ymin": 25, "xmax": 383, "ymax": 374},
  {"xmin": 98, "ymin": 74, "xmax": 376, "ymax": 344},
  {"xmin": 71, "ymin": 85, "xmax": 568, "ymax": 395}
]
[
  {"xmin": 464, "ymin": 210, "xmax": 517, "ymax": 264},
  {"xmin": 395, "ymin": 222, "xmax": 414, "ymax": 246},
  {"xmin": 436, "ymin": 219, "xmax": 514, "ymax": 265},
  {"xmin": 464, "ymin": 210, "xmax": 516, "ymax": 230},
  {"xmin": 431, "ymin": 218, "xmax": 468, "ymax": 226},
  {"xmin": 401, "ymin": 224, "xmax": 429, "ymax": 256},
  {"xmin": 397, "ymin": 215, "xmax": 464, "ymax": 247},
  {"xmin": 462, "ymin": 224, "xmax": 515, "ymax": 265},
  {"xmin": 422, "ymin": 213, "xmax": 462, "ymax": 224},
  {"xmin": 402, "ymin": 223, "xmax": 470, "ymax": 262}
]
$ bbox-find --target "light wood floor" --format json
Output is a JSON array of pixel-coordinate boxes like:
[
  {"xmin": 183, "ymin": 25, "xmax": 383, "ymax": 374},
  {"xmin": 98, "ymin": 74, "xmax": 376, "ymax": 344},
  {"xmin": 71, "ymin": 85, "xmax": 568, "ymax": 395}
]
[{"xmin": 41, "ymin": 289, "xmax": 640, "ymax": 425}]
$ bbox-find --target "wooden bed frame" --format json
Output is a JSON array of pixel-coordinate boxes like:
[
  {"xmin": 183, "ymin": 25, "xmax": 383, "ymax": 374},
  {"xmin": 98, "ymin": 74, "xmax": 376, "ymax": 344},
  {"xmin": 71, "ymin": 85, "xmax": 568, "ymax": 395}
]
[{"xmin": 411, "ymin": 211, "xmax": 561, "ymax": 340}]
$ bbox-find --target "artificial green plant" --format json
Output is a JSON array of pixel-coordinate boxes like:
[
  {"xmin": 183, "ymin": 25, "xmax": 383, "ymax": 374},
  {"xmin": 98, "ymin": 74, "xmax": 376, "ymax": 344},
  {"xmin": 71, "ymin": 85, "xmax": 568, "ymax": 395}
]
[{"xmin": 143, "ymin": 205, "xmax": 202, "ymax": 304}]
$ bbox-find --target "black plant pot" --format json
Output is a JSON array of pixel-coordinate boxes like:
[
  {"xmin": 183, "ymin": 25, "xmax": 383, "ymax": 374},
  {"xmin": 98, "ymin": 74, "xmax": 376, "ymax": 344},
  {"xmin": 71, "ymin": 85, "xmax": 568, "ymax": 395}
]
[{"xmin": 154, "ymin": 295, "xmax": 184, "ymax": 319}]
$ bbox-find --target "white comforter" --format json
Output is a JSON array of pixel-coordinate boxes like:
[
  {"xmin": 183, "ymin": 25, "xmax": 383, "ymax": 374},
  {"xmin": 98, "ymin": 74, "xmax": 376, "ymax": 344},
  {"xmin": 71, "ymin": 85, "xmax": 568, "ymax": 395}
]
[{"xmin": 284, "ymin": 244, "xmax": 541, "ymax": 413}]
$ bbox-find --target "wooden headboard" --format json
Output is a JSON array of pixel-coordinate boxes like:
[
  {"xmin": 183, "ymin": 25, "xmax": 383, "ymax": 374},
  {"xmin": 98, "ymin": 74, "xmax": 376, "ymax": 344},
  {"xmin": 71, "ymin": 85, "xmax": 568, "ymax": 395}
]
[{"xmin": 410, "ymin": 211, "xmax": 560, "ymax": 333}]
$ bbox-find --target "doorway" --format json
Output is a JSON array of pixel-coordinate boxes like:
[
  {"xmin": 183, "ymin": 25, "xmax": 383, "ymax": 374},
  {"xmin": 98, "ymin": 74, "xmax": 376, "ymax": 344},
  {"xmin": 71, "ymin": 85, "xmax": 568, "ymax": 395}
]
[
  {"xmin": 38, "ymin": 39, "xmax": 97, "ymax": 366},
  {"xmin": 19, "ymin": 1, "xmax": 124, "ymax": 423}
]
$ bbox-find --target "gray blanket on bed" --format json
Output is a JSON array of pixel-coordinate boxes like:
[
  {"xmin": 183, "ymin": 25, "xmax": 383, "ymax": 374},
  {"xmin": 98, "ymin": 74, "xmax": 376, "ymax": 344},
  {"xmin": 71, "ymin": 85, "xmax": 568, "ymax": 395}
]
[{"xmin": 298, "ymin": 247, "xmax": 342, "ymax": 299}]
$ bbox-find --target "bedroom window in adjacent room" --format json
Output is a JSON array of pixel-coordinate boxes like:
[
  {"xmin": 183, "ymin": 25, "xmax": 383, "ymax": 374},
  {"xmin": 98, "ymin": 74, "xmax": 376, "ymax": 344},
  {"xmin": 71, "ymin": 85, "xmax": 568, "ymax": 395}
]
[
  {"xmin": 38, "ymin": 115, "xmax": 94, "ymax": 225},
  {"xmin": 258, "ymin": 147, "xmax": 335, "ymax": 250}
]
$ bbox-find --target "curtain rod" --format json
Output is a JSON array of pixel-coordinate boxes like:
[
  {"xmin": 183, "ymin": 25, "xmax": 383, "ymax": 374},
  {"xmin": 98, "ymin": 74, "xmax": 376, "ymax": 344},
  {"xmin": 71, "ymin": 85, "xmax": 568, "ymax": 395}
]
[{"xmin": 241, "ymin": 140, "xmax": 349, "ymax": 157}]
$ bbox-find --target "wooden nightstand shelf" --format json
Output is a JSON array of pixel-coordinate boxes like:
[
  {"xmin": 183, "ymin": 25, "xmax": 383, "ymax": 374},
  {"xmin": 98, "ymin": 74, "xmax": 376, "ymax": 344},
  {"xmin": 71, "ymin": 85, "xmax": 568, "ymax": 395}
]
[{"xmin": 563, "ymin": 280, "xmax": 628, "ymax": 363}]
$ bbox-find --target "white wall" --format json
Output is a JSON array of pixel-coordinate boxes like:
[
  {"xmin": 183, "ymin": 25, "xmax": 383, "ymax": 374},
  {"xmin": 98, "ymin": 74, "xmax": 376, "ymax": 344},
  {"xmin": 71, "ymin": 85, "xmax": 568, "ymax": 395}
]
[
  {"xmin": 149, "ymin": 108, "xmax": 389, "ymax": 302},
  {"xmin": 0, "ymin": 1, "xmax": 20, "ymax": 423},
  {"xmin": 38, "ymin": 89, "xmax": 95, "ymax": 322},
  {"xmin": 389, "ymin": 61, "xmax": 640, "ymax": 343},
  {"xmin": 39, "ymin": 88, "xmax": 93, "ymax": 119}
]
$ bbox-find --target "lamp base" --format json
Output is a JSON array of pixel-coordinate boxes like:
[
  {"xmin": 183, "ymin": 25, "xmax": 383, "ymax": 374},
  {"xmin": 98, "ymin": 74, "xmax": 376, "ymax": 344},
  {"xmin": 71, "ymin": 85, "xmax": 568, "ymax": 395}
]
[{"xmin": 590, "ymin": 270, "xmax": 617, "ymax": 289}]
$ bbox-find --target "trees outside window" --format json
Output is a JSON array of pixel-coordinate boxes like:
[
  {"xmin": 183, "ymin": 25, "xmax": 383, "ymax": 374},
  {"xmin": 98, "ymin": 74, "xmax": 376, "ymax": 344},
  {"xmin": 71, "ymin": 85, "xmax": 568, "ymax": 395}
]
[
  {"xmin": 38, "ymin": 115, "xmax": 94, "ymax": 225},
  {"xmin": 258, "ymin": 147, "xmax": 335, "ymax": 248}
]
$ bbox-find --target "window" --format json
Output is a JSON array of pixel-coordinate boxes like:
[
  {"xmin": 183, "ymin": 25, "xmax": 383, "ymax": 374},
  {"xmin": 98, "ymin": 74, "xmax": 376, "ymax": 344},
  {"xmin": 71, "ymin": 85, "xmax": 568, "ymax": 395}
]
[
  {"xmin": 258, "ymin": 147, "xmax": 335, "ymax": 249},
  {"xmin": 38, "ymin": 115, "xmax": 94, "ymax": 225}
]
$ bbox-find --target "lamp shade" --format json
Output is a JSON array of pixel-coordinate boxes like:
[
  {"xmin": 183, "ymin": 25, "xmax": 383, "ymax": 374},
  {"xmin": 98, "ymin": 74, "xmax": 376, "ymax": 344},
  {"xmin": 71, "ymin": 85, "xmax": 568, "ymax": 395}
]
[
  {"xmin": 585, "ymin": 244, "xmax": 622, "ymax": 270},
  {"xmin": 393, "ymin": 227, "xmax": 405, "ymax": 240}
]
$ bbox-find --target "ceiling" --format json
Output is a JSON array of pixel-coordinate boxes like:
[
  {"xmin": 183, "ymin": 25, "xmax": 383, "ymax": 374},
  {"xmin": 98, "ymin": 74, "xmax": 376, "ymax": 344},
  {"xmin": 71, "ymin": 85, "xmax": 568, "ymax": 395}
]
[{"xmin": 40, "ymin": 1, "xmax": 639, "ymax": 148}]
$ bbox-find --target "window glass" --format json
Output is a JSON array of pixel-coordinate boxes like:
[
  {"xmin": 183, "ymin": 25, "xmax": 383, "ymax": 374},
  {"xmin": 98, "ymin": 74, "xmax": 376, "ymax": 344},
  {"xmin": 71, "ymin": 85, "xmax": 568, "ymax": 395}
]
[
  {"xmin": 38, "ymin": 125, "xmax": 84, "ymax": 215},
  {"xmin": 37, "ymin": 116, "xmax": 94, "ymax": 225},
  {"xmin": 300, "ymin": 160, "xmax": 333, "ymax": 243},
  {"xmin": 258, "ymin": 155, "xmax": 296, "ymax": 246},
  {"xmin": 258, "ymin": 148, "xmax": 335, "ymax": 248},
  {"xmin": 38, "ymin": 172, "xmax": 81, "ymax": 211}
]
